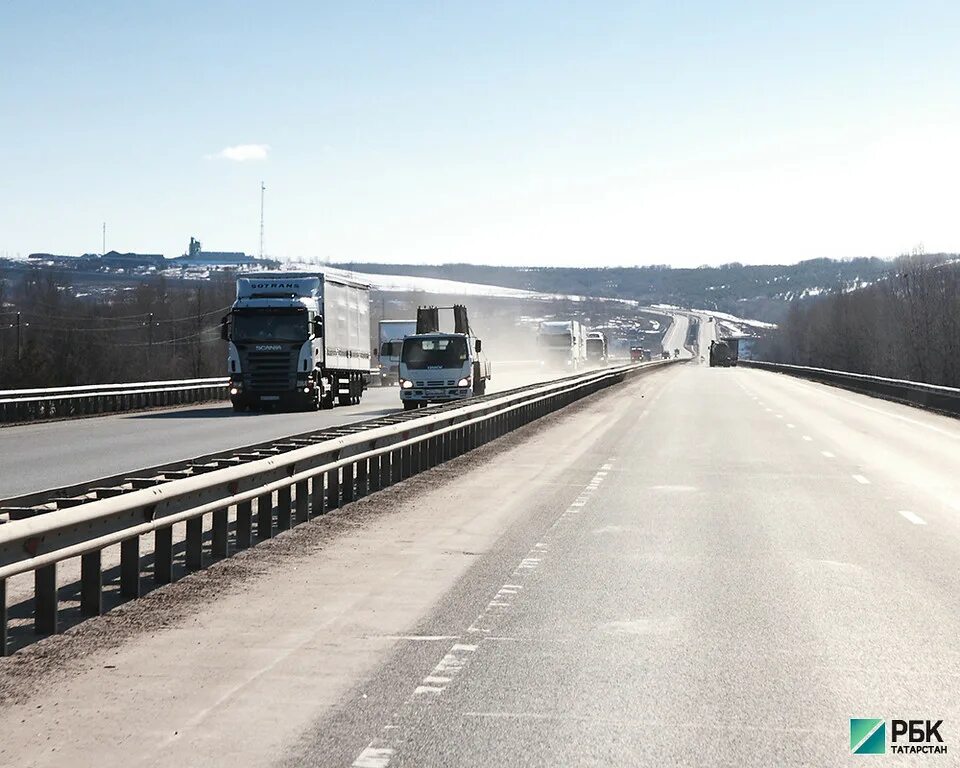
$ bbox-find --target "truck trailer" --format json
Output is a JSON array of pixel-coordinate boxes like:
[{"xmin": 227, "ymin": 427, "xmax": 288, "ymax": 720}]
[
  {"xmin": 223, "ymin": 272, "xmax": 371, "ymax": 411},
  {"xmin": 398, "ymin": 305, "xmax": 491, "ymax": 410},
  {"xmin": 537, "ymin": 320, "xmax": 586, "ymax": 371},
  {"xmin": 377, "ymin": 319, "xmax": 417, "ymax": 385}
]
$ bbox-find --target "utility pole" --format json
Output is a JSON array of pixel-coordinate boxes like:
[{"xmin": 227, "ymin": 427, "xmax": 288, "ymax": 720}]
[
  {"xmin": 259, "ymin": 181, "xmax": 266, "ymax": 259},
  {"xmin": 147, "ymin": 312, "xmax": 154, "ymax": 378},
  {"xmin": 102, "ymin": 222, "xmax": 106, "ymax": 256}
]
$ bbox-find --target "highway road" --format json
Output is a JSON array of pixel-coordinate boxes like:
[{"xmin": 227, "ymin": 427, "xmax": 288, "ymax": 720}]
[
  {"xmin": 0, "ymin": 366, "xmax": 548, "ymax": 499},
  {"xmin": 2, "ymin": 361, "xmax": 958, "ymax": 766},
  {"xmin": 659, "ymin": 313, "xmax": 691, "ymax": 358}
]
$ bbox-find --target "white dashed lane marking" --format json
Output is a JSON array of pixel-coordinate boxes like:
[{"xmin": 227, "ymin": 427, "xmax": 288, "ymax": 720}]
[
  {"xmin": 852, "ymin": 474, "xmax": 871, "ymax": 485},
  {"xmin": 821, "ymin": 451, "xmax": 835, "ymax": 458},
  {"xmin": 898, "ymin": 510, "xmax": 927, "ymax": 525},
  {"xmin": 802, "ymin": 435, "xmax": 812, "ymax": 441},
  {"xmin": 351, "ymin": 459, "xmax": 616, "ymax": 767}
]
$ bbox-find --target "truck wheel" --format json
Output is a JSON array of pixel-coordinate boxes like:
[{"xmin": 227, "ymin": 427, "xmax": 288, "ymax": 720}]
[
  {"xmin": 403, "ymin": 401, "xmax": 417, "ymax": 411},
  {"xmin": 473, "ymin": 378, "xmax": 486, "ymax": 396},
  {"xmin": 232, "ymin": 402, "xmax": 246, "ymax": 413}
]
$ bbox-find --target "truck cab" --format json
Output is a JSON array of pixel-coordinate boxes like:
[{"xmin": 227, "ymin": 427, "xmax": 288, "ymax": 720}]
[
  {"xmin": 398, "ymin": 332, "xmax": 491, "ymax": 410},
  {"xmin": 537, "ymin": 320, "xmax": 585, "ymax": 371}
]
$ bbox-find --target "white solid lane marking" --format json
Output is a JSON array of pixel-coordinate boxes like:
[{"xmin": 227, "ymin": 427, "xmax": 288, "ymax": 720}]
[
  {"xmin": 821, "ymin": 451, "xmax": 835, "ymax": 458},
  {"xmin": 802, "ymin": 435, "xmax": 812, "ymax": 441},
  {"xmin": 786, "ymin": 423, "xmax": 796, "ymax": 429},
  {"xmin": 898, "ymin": 510, "xmax": 927, "ymax": 525},
  {"xmin": 852, "ymin": 474, "xmax": 870, "ymax": 485}
]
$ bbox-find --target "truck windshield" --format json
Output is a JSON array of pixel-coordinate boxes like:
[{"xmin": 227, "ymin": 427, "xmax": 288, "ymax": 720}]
[
  {"xmin": 380, "ymin": 341, "xmax": 403, "ymax": 358},
  {"xmin": 231, "ymin": 310, "xmax": 308, "ymax": 342},
  {"xmin": 402, "ymin": 337, "xmax": 468, "ymax": 369},
  {"xmin": 539, "ymin": 333, "xmax": 572, "ymax": 348}
]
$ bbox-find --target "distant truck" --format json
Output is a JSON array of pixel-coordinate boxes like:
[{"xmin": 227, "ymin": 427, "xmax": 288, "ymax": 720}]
[
  {"xmin": 223, "ymin": 272, "xmax": 370, "ymax": 411},
  {"xmin": 585, "ymin": 331, "xmax": 608, "ymax": 364},
  {"xmin": 630, "ymin": 346, "xmax": 643, "ymax": 362},
  {"xmin": 709, "ymin": 338, "xmax": 738, "ymax": 367},
  {"xmin": 398, "ymin": 305, "xmax": 491, "ymax": 410},
  {"xmin": 377, "ymin": 319, "xmax": 417, "ymax": 385},
  {"xmin": 537, "ymin": 320, "xmax": 586, "ymax": 371}
]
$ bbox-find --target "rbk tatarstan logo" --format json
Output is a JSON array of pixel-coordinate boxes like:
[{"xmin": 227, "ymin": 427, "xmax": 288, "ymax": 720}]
[{"xmin": 851, "ymin": 718, "xmax": 886, "ymax": 754}]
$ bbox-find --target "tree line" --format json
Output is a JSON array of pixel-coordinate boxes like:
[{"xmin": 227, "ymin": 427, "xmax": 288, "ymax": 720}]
[
  {"xmin": 0, "ymin": 267, "xmax": 235, "ymax": 389},
  {"xmin": 756, "ymin": 255, "xmax": 960, "ymax": 387}
]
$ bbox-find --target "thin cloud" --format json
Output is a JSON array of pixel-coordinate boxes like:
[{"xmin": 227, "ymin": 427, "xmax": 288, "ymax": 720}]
[{"xmin": 210, "ymin": 143, "xmax": 271, "ymax": 161}]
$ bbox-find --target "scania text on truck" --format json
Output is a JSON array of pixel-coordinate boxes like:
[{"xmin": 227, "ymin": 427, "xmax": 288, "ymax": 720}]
[
  {"xmin": 537, "ymin": 320, "xmax": 586, "ymax": 371},
  {"xmin": 222, "ymin": 272, "xmax": 371, "ymax": 411},
  {"xmin": 376, "ymin": 319, "xmax": 417, "ymax": 385},
  {"xmin": 398, "ymin": 305, "xmax": 491, "ymax": 410}
]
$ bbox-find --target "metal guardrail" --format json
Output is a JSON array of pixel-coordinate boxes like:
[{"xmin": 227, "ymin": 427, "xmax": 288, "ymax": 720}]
[
  {"xmin": 0, "ymin": 367, "xmax": 384, "ymax": 424},
  {"xmin": 0, "ymin": 378, "xmax": 230, "ymax": 424},
  {"xmin": 739, "ymin": 360, "xmax": 960, "ymax": 416},
  {"xmin": 0, "ymin": 359, "xmax": 677, "ymax": 654}
]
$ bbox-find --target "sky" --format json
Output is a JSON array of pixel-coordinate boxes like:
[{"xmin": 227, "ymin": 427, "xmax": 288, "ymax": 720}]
[{"xmin": 2, "ymin": 1, "xmax": 959, "ymax": 268}]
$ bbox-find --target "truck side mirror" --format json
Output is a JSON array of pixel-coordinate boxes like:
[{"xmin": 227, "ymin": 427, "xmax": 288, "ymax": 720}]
[
  {"xmin": 220, "ymin": 315, "xmax": 229, "ymax": 341},
  {"xmin": 475, "ymin": 339, "xmax": 481, "ymax": 353},
  {"xmin": 313, "ymin": 317, "xmax": 323, "ymax": 337}
]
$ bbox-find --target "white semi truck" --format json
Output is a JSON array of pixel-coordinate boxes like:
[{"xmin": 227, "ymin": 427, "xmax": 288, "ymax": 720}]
[
  {"xmin": 398, "ymin": 305, "xmax": 491, "ymax": 410},
  {"xmin": 537, "ymin": 320, "xmax": 586, "ymax": 371},
  {"xmin": 377, "ymin": 319, "xmax": 417, "ymax": 385},
  {"xmin": 222, "ymin": 272, "xmax": 371, "ymax": 411}
]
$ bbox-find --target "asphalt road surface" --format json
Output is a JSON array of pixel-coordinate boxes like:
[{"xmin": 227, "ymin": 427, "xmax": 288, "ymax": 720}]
[
  {"xmin": 0, "ymin": 366, "xmax": 547, "ymax": 498},
  {"xmin": 2, "ymin": 362, "xmax": 958, "ymax": 767},
  {"xmin": 659, "ymin": 313, "xmax": 691, "ymax": 359}
]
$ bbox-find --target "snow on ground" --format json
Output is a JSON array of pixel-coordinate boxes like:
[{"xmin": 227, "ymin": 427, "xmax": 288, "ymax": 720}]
[{"xmin": 690, "ymin": 308, "xmax": 777, "ymax": 330}]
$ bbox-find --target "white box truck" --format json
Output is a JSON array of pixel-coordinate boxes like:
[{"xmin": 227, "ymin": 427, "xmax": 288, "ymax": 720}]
[
  {"xmin": 222, "ymin": 272, "xmax": 371, "ymax": 411},
  {"xmin": 537, "ymin": 320, "xmax": 586, "ymax": 371},
  {"xmin": 398, "ymin": 305, "xmax": 491, "ymax": 410},
  {"xmin": 377, "ymin": 319, "xmax": 417, "ymax": 385}
]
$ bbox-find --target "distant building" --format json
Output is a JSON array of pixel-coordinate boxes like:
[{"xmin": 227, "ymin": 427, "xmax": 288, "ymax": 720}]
[{"xmin": 172, "ymin": 237, "xmax": 265, "ymax": 268}]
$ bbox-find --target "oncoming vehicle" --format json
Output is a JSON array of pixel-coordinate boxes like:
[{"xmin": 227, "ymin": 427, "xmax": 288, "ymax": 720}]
[
  {"xmin": 398, "ymin": 305, "xmax": 491, "ymax": 410},
  {"xmin": 585, "ymin": 331, "xmax": 608, "ymax": 364},
  {"xmin": 223, "ymin": 273, "xmax": 370, "ymax": 411},
  {"xmin": 537, "ymin": 320, "xmax": 586, "ymax": 371}
]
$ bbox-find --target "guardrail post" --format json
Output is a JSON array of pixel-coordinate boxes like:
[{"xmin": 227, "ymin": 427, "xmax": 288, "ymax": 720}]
[
  {"xmin": 186, "ymin": 516, "xmax": 203, "ymax": 571},
  {"xmin": 236, "ymin": 500, "xmax": 253, "ymax": 548},
  {"xmin": 277, "ymin": 486, "xmax": 292, "ymax": 530},
  {"xmin": 257, "ymin": 493, "xmax": 273, "ymax": 540},
  {"xmin": 1, "ymin": 578, "xmax": 7, "ymax": 656},
  {"xmin": 311, "ymin": 475, "xmax": 326, "ymax": 516},
  {"xmin": 327, "ymin": 470, "xmax": 340, "ymax": 511},
  {"xmin": 155, "ymin": 526, "xmax": 173, "ymax": 584},
  {"xmin": 401, "ymin": 445, "xmax": 412, "ymax": 479},
  {"xmin": 369, "ymin": 455, "xmax": 382, "ymax": 492},
  {"xmin": 342, "ymin": 463, "xmax": 355, "ymax": 504},
  {"xmin": 212, "ymin": 508, "xmax": 228, "ymax": 558},
  {"xmin": 120, "ymin": 535, "xmax": 140, "ymax": 598},
  {"xmin": 381, "ymin": 452, "xmax": 393, "ymax": 488},
  {"xmin": 80, "ymin": 550, "xmax": 102, "ymax": 616},
  {"xmin": 356, "ymin": 458, "xmax": 369, "ymax": 498},
  {"xmin": 295, "ymin": 480, "xmax": 309, "ymax": 523},
  {"xmin": 427, "ymin": 435, "xmax": 438, "ymax": 467},
  {"xmin": 35, "ymin": 564, "xmax": 57, "ymax": 635},
  {"xmin": 390, "ymin": 449, "xmax": 402, "ymax": 484}
]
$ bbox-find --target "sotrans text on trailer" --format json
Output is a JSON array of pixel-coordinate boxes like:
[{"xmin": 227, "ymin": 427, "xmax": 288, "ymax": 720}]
[{"xmin": 222, "ymin": 272, "xmax": 371, "ymax": 411}]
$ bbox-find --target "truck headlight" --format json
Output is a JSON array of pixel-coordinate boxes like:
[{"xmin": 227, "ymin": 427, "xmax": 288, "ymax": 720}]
[
  {"xmin": 230, "ymin": 387, "xmax": 239, "ymax": 396},
  {"xmin": 457, "ymin": 377, "xmax": 470, "ymax": 387},
  {"xmin": 401, "ymin": 379, "xmax": 413, "ymax": 389}
]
